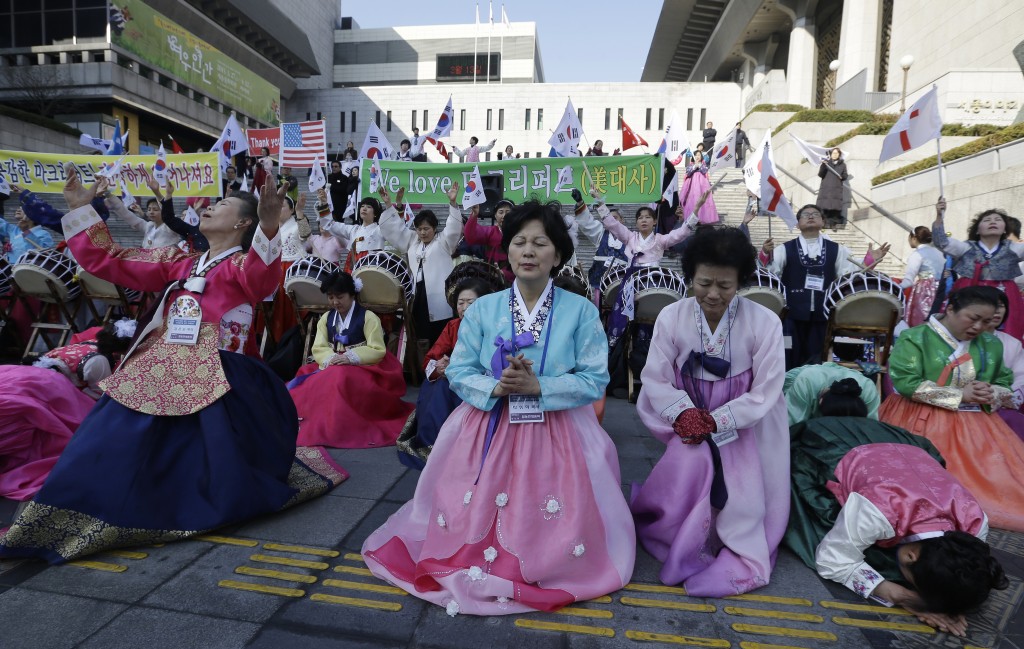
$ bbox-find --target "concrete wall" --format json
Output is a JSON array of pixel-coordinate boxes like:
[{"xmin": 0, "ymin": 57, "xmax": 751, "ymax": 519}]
[
  {"xmin": 875, "ymin": 69, "xmax": 1024, "ymax": 127},
  {"xmin": 0, "ymin": 115, "xmax": 82, "ymax": 154},
  {"xmin": 286, "ymin": 81, "xmax": 744, "ymax": 159},
  {"xmin": 270, "ymin": 0, "xmax": 336, "ymax": 91},
  {"xmin": 887, "ymin": 0, "xmax": 1024, "ymax": 96}
]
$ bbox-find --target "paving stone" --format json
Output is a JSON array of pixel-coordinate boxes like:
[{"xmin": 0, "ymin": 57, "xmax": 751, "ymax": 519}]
[
  {"xmin": 270, "ymin": 581, "xmax": 427, "ymax": 644},
  {"xmin": 77, "ymin": 607, "xmax": 259, "ymax": 649},
  {"xmin": 341, "ymin": 500, "xmax": 403, "ymax": 554},
  {"xmin": 382, "ymin": 468, "xmax": 421, "ymax": 503},
  {"xmin": 17, "ymin": 538, "xmax": 211, "ymax": 604},
  {"xmin": 327, "ymin": 449, "xmax": 409, "ymax": 502},
  {"xmin": 0, "ymin": 589, "xmax": 127, "ymax": 649},
  {"xmin": 411, "ymin": 605, "xmax": 563, "ymax": 649},
  {"xmin": 141, "ymin": 544, "xmax": 303, "ymax": 623},
  {"xmin": 234, "ymin": 495, "xmax": 374, "ymax": 547},
  {"xmin": 247, "ymin": 627, "xmax": 404, "ymax": 649}
]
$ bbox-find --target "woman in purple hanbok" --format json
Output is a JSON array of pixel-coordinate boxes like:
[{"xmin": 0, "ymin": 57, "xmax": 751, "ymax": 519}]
[{"xmin": 631, "ymin": 226, "xmax": 789, "ymax": 596}]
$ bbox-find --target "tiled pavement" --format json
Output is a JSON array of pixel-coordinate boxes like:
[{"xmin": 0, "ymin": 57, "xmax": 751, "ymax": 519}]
[{"xmin": 0, "ymin": 390, "xmax": 1021, "ymax": 649}]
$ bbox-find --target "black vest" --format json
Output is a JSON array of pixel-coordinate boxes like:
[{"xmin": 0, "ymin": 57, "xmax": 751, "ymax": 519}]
[
  {"xmin": 327, "ymin": 303, "xmax": 367, "ymax": 349},
  {"xmin": 781, "ymin": 237, "xmax": 839, "ymax": 322}
]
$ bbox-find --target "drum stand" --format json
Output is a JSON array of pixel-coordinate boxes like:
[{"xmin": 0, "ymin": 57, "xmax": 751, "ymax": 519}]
[
  {"xmin": 79, "ymin": 283, "xmax": 141, "ymax": 326},
  {"xmin": 821, "ymin": 308, "xmax": 900, "ymax": 388},
  {"xmin": 19, "ymin": 279, "xmax": 82, "ymax": 361},
  {"xmin": 287, "ymin": 290, "xmax": 328, "ymax": 363}
]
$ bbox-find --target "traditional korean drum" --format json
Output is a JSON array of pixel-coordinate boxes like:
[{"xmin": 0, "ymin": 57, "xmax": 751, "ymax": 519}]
[
  {"xmin": 556, "ymin": 264, "xmax": 591, "ymax": 301},
  {"xmin": 444, "ymin": 258, "xmax": 506, "ymax": 310},
  {"xmin": 76, "ymin": 266, "xmax": 142, "ymax": 303},
  {"xmin": 632, "ymin": 266, "xmax": 686, "ymax": 321},
  {"xmin": 12, "ymin": 249, "xmax": 80, "ymax": 302},
  {"xmin": 284, "ymin": 255, "xmax": 336, "ymax": 308},
  {"xmin": 738, "ymin": 268, "xmax": 787, "ymax": 316},
  {"xmin": 0, "ymin": 259, "xmax": 12, "ymax": 296},
  {"xmin": 599, "ymin": 265, "xmax": 627, "ymax": 311},
  {"xmin": 824, "ymin": 270, "xmax": 905, "ymax": 328},
  {"xmin": 352, "ymin": 250, "xmax": 414, "ymax": 313}
]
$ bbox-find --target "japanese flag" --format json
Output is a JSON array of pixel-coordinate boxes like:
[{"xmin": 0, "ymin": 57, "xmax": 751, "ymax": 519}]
[
  {"xmin": 758, "ymin": 145, "xmax": 796, "ymax": 229},
  {"xmin": 554, "ymin": 165, "xmax": 575, "ymax": 193},
  {"xmin": 153, "ymin": 142, "xmax": 169, "ymax": 188},
  {"xmin": 462, "ymin": 166, "xmax": 487, "ymax": 209},
  {"xmin": 183, "ymin": 206, "xmax": 200, "ymax": 227},
  {"xmin": 708, "ymin": 128, "xmax": 738, "ymax": 174},
  {"xmin": 879, "ymin": 85, "xmax": 942, "ymax": 163}
]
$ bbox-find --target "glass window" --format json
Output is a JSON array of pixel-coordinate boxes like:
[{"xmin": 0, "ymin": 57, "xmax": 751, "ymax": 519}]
[
  {"xmin": 460, "ymin": 109, "xmax": 466, "ymax": 130},
  {"xmin": 700, "ymin": 108, "xmax": 706, "ymax": 128},
  {"xmin": 485, "ymin": 152, "xmax": 491, "ymax": 161},
  {"xmin": 375, "ymin": 110, "xmax": 381, "ymax": 126},
  {"xmin": 422, "ymin": 110, "xmax": 429, "ymax": 130},
  {"xmin": 658, "ymin": 108, "xmax": 665, "ymax": 131},
  {"xmin": 645, "ymin": 108, "xmax": 652, "ymax": 130},
  {"xmin": 537, "ymin": 108, "xmax": 543, "ymax": 130},
  {"xmin": 687, "ymin": 108, "xmax": 693, "ymax": 130},
  {"xmin": 350, "ymin": 111, "xmax": 356, "ymax": 132},
  {"xmin": 498, "ymin": 108, "xmax": 504, "ymax": 130},
  {"xmin": 340, "ymin": 111, "xmax": 346, "ymax": 132},
  {"xmin": 604, "ymin": 108, "xmax": 610, "ymax": 130},
  {"xmin": 306, "ymin": 112, "xmax": 311, "ymax": 121},
  {"xmin": 577, "ymin": 107, "xmax": 583, "ymax": 125},
  {"xmin": 13, "ymin": 11, "xmax": 41, "ymax": 47},
  {"xmin": 412, "ymin": 110, "xmax": 417, "ymax": 131},
  {"xmin": 75, "ymin": 7, "xmax": 106, "ymax": 40},
  {"xmin": 617, "ymin": 108, "xmax": 623, "ymax": 131},
  {"xmin": 523, "ymin": 152, "xmax": 529, "ymax": 158},
  {"xmin": 43, "ymin": 9, "xmax": 74, "ymax": 44},
  {"xmin": 524, "ymin": 108, "xmax": 530, "ymax": 130},
  {"xmin": 316, "ymin": 111, "xmax": 322, "ymax": 121},
  {"xmin": 386, "ymin": 111, "xmax": 392, "ymax": 131},
  {"xmin": 45, "ymin": 0, "xmax": 74, "ymax": 9},
  {"xmin": 486, "ymin": 109, "xmax": 492, "ymax": 130}
]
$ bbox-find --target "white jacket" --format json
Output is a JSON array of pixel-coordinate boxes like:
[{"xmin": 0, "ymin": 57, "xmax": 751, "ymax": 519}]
[{"xmin": 379, "ymin": 204, "xmax": 464, "ymax": 322}]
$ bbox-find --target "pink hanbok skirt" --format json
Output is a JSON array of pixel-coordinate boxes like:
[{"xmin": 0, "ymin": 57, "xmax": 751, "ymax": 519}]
[
  {"xmin": 362, "ymin": 402, "xmax": 635, "ymax": 615},
  {"xmin": 680, "ymin": 171, "xmax": 719, "ymax": 224}
]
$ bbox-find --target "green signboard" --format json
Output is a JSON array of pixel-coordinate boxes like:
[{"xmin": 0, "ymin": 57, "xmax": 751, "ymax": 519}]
[
  {"xmin": 110, "ymin": 1, "xmax": 281, "ymax": 125},
  {"xmin": 360, "ymin": 155, "xmax": 663, "ymax": 204}
]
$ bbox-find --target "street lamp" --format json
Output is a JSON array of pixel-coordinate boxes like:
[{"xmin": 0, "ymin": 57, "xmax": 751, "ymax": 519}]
[
  {"xmin": 899, "ymin": 54, "xmax": 915, "ymax": 115},
  {"xmin": 829, "ymin": 60, "xmax": 840, "ymax": 110}
]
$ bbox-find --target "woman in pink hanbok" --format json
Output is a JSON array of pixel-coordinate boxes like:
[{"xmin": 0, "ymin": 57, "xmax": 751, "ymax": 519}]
[
  {"xmin": 679, "ymin": 144, "xmax": 719, "ymax": 224},
  {"xmin": 631, "ymin": 226, "xmax": 789, "ymax": 596},
  {"xmin": 362, "ymin": 199, "xmax": 635, "ymax": 616}
]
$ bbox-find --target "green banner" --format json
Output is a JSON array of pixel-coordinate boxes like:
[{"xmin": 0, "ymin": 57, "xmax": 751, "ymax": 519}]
[
  {"xmin": 110, "ymin": 1, "xmax": 281, "ymax": 125},
  {"xmin": 360, "ymin": 155, "xmax": 663, "ymax": 204},
  {"xmin": 0, "ymin": 150, "xmax": 222, "ymax": 197}
]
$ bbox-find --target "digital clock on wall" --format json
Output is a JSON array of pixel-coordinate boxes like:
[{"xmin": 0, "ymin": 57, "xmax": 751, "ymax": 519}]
[{"xmin": 436, "ymin": 53, "xmax": 501, "ymax": 82}]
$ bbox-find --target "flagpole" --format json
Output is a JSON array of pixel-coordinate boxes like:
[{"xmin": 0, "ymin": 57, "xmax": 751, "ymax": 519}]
[
  {"xmin": 473, "ymin": 3, "xmax": 479, "ymax": 85},
  {"xmin": 486, "ymin": 0, "xmax": 492, "ymax": 85},
  {"xmin": 499, "ymin": 3, "xmax": 505, "ymax": 85},
  {"xmin": 935, "ymin": 135, "xmax": 945, "ymax": 200}
]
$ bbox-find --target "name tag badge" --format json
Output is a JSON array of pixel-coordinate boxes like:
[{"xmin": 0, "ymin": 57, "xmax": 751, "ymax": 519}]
[
  {"xmin": 958, "ymin": 403, "xmax": 983, "ymax": 413},
  {"xmin": 711, "ymin": 428, "xmax": 739, "ymax": 447},
  {"xmin": 509, "ymin": 394, "xmax": 544, "ymax": 424},
  {"xmin": 166, "ymin": 295, "xmax": 202, "ymax": 345},
  {"xmin": 804, "ymin": 274, "xmax": 825, "ymax": 292}
]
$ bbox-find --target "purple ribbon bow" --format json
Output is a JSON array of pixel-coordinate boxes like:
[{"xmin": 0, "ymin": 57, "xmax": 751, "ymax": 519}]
[
  {"xmin": 688, "ymin": 350, "xmax": 731, "ymax": 379},
  {"xmin": 489, "ymin": 332, "xmax": 535, "ymax": 376}
]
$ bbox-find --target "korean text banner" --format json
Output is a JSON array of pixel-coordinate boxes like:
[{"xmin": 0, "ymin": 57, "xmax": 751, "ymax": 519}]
[
  {"xmin": 360, "ymin": 155, "xmax": 663, "ymax": 204},
  {"xmin": 109, "ymin": 0, "xmax": 281, "ymax": 125},
  {"xmin": 0, "ymin": 150, "xmax": 222, "ymax": 197}
]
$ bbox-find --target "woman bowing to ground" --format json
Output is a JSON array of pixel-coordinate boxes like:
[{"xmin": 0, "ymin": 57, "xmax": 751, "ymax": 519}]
[
  {"xmin": 362, "ymin": 199, "xmax": 634, "ymax": 615},
  {"xmin": 0, "ymin": 167, "xmax": 346, "ymax": 564},
  {"xmin": 631, "ymin": 226, "xmax": 790, "ymax": 596}
]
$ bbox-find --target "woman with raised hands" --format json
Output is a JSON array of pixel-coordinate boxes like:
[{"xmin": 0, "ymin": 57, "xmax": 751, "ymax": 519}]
[{"xmin": 0, "ymin": 166, "xmax": 346, "ymax": 565}]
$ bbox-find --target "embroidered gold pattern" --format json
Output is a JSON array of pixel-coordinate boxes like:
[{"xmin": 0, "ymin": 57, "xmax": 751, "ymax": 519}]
[
  {"xmin": 100, "ymin": 324, "xmax": 231, "ymax": 416},
  {"xmin": 87, "ymin": 223, "xmax": 195, "ymax": 264},
  {"xmin": 912, "ymin": 380, "xmax": 964, "ymax": 410}
]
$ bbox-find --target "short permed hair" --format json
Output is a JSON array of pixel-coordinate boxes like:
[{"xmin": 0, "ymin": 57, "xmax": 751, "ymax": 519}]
[
  {"xmin": 680, "ymin": 226, "xmax": 757, "ymax": 286},
  {"xmin": 909, "ymin": 531, "xmax": 1008, "ymax": 615},
  {"xmin": 967, "ymin": 208, "xmax": 1012, "ymax": 241}
]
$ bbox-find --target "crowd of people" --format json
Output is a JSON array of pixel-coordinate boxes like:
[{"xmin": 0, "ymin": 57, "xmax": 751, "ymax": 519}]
[{"xmin": 0, "ymin": 149, "xmax": 1020, "ymax": 638}]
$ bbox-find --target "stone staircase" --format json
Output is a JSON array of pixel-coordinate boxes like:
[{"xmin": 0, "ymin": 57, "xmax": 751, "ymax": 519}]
[{"xmin": 710, "ymin": 167, "xmax": 904, "ymax": 278}]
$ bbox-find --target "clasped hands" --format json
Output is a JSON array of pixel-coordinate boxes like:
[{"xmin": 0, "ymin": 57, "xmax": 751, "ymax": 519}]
[
  {"xmin": 673, "ymin": 408, "xmax": 717, "ymax": 445},
  {"xmin": 962, "ymin": 380, "xmax": 997, "ymax": 406},
  {"xmin": 492, "ymin": 353, "xmax": 540, "ymax": 398}
]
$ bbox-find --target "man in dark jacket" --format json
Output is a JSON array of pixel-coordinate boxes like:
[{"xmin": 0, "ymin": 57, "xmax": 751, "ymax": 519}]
[
  {"xmin": 327, "ymin": 160, "xmax": 347, "ymax": 213},
  {"xmin": 735, "ymin": 122, "xmax": 751, "ymax": 168},
  {"xmin": 702, "ymin": 121, "xmax": 717, "ymax": 152}
]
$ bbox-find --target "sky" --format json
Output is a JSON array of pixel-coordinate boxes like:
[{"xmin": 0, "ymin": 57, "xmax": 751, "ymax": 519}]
[{"xmin": 342, "ymin": 0, "xmax": 663, "ymax": 83}]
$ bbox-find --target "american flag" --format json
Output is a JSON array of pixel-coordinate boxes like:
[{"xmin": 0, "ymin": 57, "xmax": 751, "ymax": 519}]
[{"xmin": 279, "ymin": 120, "xmax": 326, "ymax": 168}]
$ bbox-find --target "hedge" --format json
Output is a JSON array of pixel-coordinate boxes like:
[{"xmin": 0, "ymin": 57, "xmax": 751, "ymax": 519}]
[
  {"xmin": 871, "ymin": 122, "xmax": 1024, "ymax": 186},
  {"xmin": 0, "ymin": 104, "xmax": 82, "ymax": 136},
  {"xmin": 827, "ymin": 120, "xmax": 1003, "ymax": 148},
  {"xmin": 741, "ymin": 103, "xmax": 805, "ymax": 122},
  {"xmin": 772, "ymin": 109, "xmax": 898, "ymax": 135}
]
